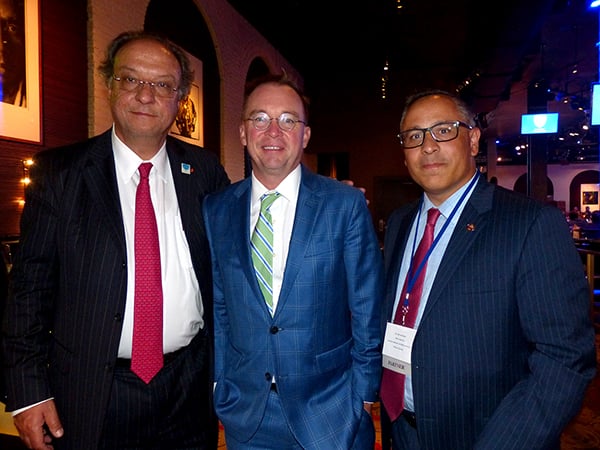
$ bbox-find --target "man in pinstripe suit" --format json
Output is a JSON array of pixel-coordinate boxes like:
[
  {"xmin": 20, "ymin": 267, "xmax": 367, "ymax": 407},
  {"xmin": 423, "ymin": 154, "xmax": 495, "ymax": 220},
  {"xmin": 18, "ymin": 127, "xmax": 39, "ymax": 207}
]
[
  {"xmin": 380, "ymin": 89, "xmax": 596, "ymax": 449},
  {"xmin": 1, "ymin": 31, "xmax": 229, "ymax": 449}
]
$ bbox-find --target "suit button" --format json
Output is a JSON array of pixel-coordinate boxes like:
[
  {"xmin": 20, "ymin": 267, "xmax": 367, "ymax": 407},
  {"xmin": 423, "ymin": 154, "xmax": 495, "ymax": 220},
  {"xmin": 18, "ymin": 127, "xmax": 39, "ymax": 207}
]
[
  {"xmin": 270, "ymin": 326, "xmax": 279, "ymax": 334},
  {"xmin": 265, "ymin": 372, "xmax": 273, "ymax": 381}
]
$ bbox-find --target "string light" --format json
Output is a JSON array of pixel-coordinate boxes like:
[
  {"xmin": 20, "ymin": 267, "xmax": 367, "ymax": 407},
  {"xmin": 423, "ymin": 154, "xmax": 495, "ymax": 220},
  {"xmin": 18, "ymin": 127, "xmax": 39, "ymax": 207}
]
[
  {"xmin": 381, "ymin": 59, "xmax": 389, "ymax": 99},
  {"xmin": 18, "ymin": 158, "xmax": 33, "ymax": 207}
]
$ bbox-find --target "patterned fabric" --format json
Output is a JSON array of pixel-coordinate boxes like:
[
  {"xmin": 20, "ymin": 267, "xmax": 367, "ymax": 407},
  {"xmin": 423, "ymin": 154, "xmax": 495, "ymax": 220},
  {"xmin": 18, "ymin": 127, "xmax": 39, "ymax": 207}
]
[
  {"xmin": 131, "ymin": 162, "xmax": 163, "ymax": 383},
  {"xmin": 251, "ymin": 192, "xmax": 280, "ymax": 315},
  {"xmin": 202, "ymin": 166, "xmax": 384, "ymax": 448},
  {"xmin": 380, "ymin": 207, "xmax": 440, "ymax": 421}
]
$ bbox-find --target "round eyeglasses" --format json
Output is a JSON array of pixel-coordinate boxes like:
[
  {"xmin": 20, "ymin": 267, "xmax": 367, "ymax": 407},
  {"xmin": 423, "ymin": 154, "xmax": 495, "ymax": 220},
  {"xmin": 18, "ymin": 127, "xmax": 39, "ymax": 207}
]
[
  {"xmin": 398, "ymin": 121, "xmax": 473, "ymax": 149},
  {"xmin": 112, "ymin": 75, "xmax": 179, "ymax": 98},
  {"xmin": 245, "ymin": 112, "xmax": 307, "ymax": 132}
]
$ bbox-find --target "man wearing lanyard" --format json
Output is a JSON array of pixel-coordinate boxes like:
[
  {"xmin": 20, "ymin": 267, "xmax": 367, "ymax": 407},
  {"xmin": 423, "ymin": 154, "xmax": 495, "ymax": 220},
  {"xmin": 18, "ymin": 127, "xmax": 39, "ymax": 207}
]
[{"xmin": 379, "ymin": 89, "xmax": 596, "ymax": 449}]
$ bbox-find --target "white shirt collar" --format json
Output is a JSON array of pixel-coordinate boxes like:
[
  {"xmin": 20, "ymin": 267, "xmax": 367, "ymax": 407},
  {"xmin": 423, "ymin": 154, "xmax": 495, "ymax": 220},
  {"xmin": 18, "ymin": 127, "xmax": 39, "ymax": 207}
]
[
  {"xmin": 423, "ymin": 171, "xmax": 478, "ymax": 218},
  {"xmin": 251, "ymin": 165, "xmax": 301, "ymax": 204},
  {"xmin": 112, "ymin": 126, "xmax": 169, "ymax": 185}
]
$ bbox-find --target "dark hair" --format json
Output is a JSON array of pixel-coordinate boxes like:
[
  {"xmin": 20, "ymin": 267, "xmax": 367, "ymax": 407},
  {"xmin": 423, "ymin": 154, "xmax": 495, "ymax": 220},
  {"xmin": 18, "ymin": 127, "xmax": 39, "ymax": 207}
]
[
  {"xmin": 400, "ymin": 89, "xmax": 476, "ymax": 130},
  {"xmin": 242, "ymin": 72, "xmax": 310, "ymax": 124},
  {"xmin": 98, "ymin": 30, "xmax": 194, "ymax": 99}
]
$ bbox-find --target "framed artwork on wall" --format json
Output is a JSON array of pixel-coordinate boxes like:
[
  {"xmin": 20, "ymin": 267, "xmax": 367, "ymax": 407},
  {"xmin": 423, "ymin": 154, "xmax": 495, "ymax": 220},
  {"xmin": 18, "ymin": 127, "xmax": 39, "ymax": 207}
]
[
  {"xmin": 0, "ymin": 0, "xmax": 41, "ymax": 143},
  {"xmin": 170, "ymin": 50, "xmax": 203, "ymax": 147},
  {"xmin": 581, "ymin": 183, "xmax": 600, "ymax": 212}
]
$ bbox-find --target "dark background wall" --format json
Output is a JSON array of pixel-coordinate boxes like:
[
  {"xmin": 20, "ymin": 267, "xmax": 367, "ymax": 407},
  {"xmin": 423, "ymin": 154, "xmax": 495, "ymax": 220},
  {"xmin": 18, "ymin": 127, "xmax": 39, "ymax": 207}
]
[{"xmin": 0, "ymin": 0, "xmax": 88, "ymax": 237}]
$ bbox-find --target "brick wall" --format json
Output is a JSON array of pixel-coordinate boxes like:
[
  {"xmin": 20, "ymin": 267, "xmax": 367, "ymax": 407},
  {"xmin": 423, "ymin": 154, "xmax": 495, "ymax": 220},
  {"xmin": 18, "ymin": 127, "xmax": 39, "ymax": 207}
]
[
  {"xmin": 0, "ymin": 0, "xmax": 304, "ymax": 237},
  {"xmin": 88, "ymin": 0, "xmax": 302, "ymax": 182}
]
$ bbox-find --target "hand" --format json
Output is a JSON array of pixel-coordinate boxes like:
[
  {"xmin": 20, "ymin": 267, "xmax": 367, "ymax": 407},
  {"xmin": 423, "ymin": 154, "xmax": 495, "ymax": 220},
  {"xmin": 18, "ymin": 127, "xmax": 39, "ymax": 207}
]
[
  {"xmin": 363, "ymin": 401, "xmax": 373, "ymax": 415},
  {"xmin": 13, "ymin": 400, "xmax": 64, "ymax": 449},
  {"xmin": 341, "ymin": 179, "xmax": 369, "ymax": 205}
]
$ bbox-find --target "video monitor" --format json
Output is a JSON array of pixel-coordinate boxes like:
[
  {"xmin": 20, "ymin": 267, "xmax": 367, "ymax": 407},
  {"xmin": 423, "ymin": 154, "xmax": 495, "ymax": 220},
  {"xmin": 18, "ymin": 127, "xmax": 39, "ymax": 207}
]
[
  {"xmin": 520, "ymin": 113, "xmax": 559, "ymax": 134},
  {"xmin": 591, "ymin": 83, "xmax": 600, "ymax": 126}
]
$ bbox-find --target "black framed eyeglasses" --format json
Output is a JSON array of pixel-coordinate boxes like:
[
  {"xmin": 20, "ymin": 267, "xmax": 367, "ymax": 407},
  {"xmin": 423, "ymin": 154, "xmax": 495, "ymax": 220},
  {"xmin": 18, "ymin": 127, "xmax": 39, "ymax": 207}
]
[
  {"xmin": 397, "ymin": 121, "xmax": 473, "ymax": 149},
  {"xmin": 112, "ymin": 75, "xmax": 179, "ymax": 98},
  {"xmin": 245, "ymin": 112, "xmax": 307, "ymax": 132}
]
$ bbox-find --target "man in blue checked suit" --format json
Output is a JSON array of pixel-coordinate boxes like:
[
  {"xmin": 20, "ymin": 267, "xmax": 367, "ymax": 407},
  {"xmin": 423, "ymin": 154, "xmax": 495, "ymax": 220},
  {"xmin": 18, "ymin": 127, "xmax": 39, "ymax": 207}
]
[
  {"xmin": 203, "ymin": 73, "xmax": 384, "ymax": 449},
  {"xmin": 380, "ymin": 89, "xmax": 597, "ymax": 449}
]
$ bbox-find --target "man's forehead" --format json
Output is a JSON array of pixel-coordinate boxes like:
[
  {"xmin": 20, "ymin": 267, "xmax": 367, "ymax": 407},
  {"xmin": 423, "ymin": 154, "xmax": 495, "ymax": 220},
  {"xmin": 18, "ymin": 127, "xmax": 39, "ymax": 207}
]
[{"xmin": 403, "ymin": 97, "xmax": 457, "ymax": 125}]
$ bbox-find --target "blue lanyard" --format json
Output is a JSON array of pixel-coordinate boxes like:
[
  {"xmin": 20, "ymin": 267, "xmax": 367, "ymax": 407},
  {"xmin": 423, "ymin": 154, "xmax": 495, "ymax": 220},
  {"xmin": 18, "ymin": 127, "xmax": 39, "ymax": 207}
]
[{"xmin": 403, "ymin": 173, "xmax": 479, "ymax": 306}]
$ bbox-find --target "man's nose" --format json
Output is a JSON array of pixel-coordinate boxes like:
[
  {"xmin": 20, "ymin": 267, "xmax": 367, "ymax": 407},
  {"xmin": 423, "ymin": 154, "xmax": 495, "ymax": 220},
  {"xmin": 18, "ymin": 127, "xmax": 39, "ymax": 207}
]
[
  {"xmin": 265, "ymin": 120, "xmax": 282, "ymax": 136},
  {"xmin": 134, "ymin": 83, "xmax": 156, "ymax": 101},
  {"xmin": 421, "ymin": 131, "xmax": 439, "ymax": 154}
]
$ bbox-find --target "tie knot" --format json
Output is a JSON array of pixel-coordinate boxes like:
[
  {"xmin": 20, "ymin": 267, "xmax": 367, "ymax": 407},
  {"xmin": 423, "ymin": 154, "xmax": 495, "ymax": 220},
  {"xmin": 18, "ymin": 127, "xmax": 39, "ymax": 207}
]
[
  {"xmin": 260, "ymin": 192, "xmax": 280, "ymax": 212},
  {"xmin": 427, "ymin": 208, "xmax": 441, "ymax": 226},
  {"xmin": 138, "ymin": 162, "xmax": 153, "ymax": 180}
]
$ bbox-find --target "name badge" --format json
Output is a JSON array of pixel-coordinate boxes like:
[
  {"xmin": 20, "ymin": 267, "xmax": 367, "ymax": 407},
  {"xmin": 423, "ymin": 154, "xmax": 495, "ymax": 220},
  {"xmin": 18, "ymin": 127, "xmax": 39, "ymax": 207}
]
[{"xmin": 382, "ymin": 322, "xmax": 416, "ymax": 376}]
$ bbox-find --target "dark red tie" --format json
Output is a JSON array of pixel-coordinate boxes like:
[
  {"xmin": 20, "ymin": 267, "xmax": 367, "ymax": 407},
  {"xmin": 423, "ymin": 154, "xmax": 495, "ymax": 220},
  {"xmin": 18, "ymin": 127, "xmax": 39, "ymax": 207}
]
[
  {"xmin": 380, "ymin": 207, "xmax": 441, "ymax": 421},
  {"xmin": 131, "ymin": 162, "xmax": 163, "ymax": 383}
]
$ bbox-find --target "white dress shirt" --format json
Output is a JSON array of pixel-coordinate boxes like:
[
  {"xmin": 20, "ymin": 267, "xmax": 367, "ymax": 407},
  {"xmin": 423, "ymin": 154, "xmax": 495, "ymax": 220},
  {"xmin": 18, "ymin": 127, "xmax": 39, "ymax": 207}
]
[
  {"xmin": 250, "ymin": 165, "xmax": 301, "ymax": 314},
  {"xmin": 11, "ymin": 131, "xmax": 205, "ymax": 416},
  {"xmin": 394, "ymin": 172, "xmax": 479, "ymax": 411},
  {"xmin": 113, "ymin": 129, "xmax": 203, "ymax": 357}
]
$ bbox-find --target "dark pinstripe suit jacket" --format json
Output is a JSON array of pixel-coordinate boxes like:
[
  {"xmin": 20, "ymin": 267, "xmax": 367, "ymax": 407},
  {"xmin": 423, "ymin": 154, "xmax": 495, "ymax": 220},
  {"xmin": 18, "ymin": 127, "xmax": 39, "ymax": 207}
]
[
  {"xmin": 1, "ymin": 130, "xmax": 230, "ymax": 448},
  {"xmin": 382, "ymin": 176, "xmax": 597, "ymax": 449}
]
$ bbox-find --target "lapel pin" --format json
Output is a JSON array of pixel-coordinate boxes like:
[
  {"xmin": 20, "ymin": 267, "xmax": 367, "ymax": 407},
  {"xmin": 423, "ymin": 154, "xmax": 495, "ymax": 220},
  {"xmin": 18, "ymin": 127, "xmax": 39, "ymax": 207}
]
[
  {"xmin": 466, "ymin": 223, "xmax": 475, "ymax": 232},
  {"xmin": 181, "ymin": 163, "xmax": 193, "ymax": 175}
]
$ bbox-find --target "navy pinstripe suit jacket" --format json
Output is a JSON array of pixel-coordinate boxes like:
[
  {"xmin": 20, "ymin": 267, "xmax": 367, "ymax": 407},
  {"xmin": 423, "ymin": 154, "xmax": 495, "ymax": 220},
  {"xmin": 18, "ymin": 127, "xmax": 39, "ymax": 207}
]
[
  {"xmin": 1, "ymin": 130, "xmax": 230, "ymax": 448},
  {"xmin": 382, "ymin": 177, "xmax": 596, "ymax": 449}
]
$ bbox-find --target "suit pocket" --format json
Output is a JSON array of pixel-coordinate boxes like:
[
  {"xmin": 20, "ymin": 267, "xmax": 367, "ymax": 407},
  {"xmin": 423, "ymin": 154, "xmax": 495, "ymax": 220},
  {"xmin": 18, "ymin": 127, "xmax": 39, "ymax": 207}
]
[
  {"xmin": 315, "ymin": 338, "xmax": 352, "ymax": 374},
  {"xmin": 303, "ymin": 236, "xmax": 344, "ymax": 257}
]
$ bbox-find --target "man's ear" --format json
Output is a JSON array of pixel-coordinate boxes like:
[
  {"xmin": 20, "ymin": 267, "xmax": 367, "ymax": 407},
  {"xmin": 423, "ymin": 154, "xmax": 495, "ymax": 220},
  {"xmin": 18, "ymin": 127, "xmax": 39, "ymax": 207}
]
[{"xmin": 240, "ymin": 124, "xmax": 247, "ymax": 146}]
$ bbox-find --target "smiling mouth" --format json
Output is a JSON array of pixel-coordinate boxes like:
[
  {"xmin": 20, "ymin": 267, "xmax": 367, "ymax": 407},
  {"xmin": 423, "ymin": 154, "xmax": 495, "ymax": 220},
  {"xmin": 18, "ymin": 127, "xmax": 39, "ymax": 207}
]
[{"xmin": 423, "ymin": 161, "xmax": 443, "ymax": 168}]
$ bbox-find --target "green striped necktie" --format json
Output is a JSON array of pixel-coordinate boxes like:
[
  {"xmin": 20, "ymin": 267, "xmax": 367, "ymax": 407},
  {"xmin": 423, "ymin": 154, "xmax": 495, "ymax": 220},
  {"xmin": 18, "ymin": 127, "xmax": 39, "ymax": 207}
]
[{"xmin": 251, "ymin": 192, "xmax": 280, "ymax": 315}]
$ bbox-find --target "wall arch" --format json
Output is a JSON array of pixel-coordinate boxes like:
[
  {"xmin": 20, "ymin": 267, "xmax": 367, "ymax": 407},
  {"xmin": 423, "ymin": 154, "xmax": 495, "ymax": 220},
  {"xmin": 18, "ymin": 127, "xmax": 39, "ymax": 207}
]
[
  {"xmin": 145, "ymin": 0, "xmax": 221, "ymax": 157},
  {"xmin": 513, "ymin": 174, "xmax": 554, "ymax": 198},
  {"xmin": 242, "ymin": 58, "xmax": 271, "ymax": 177},
  {"xmin": 247, "ymin": 58, "xmax": 270, "ymax": 82},
  {"xmin": 570, "ymin": 170, "xmax": 600, "ymax": 211}
]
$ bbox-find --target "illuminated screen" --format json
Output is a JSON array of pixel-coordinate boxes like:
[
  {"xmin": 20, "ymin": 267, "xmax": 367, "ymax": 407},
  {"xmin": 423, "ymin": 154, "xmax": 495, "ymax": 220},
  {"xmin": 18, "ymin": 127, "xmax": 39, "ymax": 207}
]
[
  {"xmin": 592, "ymin": 83, "xmax": 600, "ymax": 126},
  {"xmin": 520, "ymin": 113, "xmax": 559, "ymax": 134}
]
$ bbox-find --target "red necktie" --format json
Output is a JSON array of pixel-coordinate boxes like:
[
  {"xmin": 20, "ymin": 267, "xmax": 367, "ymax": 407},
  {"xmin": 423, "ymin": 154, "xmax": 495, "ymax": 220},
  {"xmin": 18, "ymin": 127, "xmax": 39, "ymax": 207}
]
[
  {"xmin": 380, "ymin": 207, "xmax": 441, "ymax": 421},
  {"xmin": 131, "ymin": 162, "xmax": 163, "ymax": 383}
]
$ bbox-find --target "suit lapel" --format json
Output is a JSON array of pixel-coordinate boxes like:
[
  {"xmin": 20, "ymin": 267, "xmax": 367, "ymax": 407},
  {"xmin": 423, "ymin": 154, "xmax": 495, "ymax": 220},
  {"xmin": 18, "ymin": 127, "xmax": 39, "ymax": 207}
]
[
  {"xmin": 421, "ymin": 179, "xmax": 494, "ymax": 321},
  {"xmin": 231, "ymin": 181, "xmax": 259, "ymax": 298},
  {"xmin": 384, "ymin": 206, "xmax": 418, "ymax": 321},
  {"xmin": 276, "ymin": 168, "xmax": 320, "ymax": 313},
  {"xmin": 83, "ymin": 131, "xmax": 126, "ymax": 251},
  {"xmin": 167, "ymin": 140, "xmax": 196, "ymax": 244}
]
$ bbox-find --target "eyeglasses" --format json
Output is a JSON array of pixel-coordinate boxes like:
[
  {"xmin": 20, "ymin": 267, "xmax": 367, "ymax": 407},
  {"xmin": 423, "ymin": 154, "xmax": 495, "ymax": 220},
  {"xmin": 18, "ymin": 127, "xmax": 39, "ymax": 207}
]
[
  {"xmin": 112, "ymin": 75, "xmax": 179, "ymax": 98},
  {"xmin": 397, "ymin": 121, "xmax": 473, "ymax": 149},
  {"xmin": 245, "ymin": 112, "xmax": 307, "ymax": 132}
]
